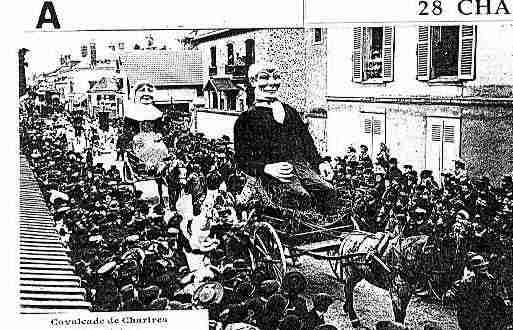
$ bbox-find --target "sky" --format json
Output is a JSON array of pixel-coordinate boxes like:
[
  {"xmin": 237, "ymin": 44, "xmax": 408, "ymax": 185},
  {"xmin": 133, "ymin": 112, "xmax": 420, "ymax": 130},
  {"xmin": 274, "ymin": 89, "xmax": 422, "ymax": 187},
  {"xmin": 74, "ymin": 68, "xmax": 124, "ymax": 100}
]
[{"xmin": 21, "ymin": 30, "xmax": 191, "ymax": 77}]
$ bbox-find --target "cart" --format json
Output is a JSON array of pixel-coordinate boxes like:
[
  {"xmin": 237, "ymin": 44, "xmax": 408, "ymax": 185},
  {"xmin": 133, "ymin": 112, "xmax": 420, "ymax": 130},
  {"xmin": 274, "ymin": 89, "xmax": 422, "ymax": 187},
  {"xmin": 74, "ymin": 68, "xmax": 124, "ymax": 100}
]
[{"xmin": 231, "ymin": 181, "xmax": 362, "ymax": 283}]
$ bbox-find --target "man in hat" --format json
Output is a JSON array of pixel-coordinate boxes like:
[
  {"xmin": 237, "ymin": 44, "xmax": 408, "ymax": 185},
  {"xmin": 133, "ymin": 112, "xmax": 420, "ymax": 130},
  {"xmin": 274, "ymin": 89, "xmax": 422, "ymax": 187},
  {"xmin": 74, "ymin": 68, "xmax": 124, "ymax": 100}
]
[
  {"xmin": 444, "ymin": 254, "xmax": 506, "ymax": 330},
  {"xmin": 386, "ymin": 158, "xmax": 402, "ymax": 183},
  {"xmin": 234, "ymin": 62, "xmax": 336, "ymax": 213},
  {"xmin": 282, "ymin": 271, "xmax": 308, "ymax": 318},
  {"xmin": 420, "ymin": 169, "xmax": 439, "ymax": 191},
  {"xmin": 358, "ymin": 144, "xmax": 373, "ymax": 169},
  {"xmin": 453, "ymin": 158, "xmax": 467, "ymax": 183},
  {"xmin": 303, "ymin": 293, "xmax": 334, "ymax": 330}
]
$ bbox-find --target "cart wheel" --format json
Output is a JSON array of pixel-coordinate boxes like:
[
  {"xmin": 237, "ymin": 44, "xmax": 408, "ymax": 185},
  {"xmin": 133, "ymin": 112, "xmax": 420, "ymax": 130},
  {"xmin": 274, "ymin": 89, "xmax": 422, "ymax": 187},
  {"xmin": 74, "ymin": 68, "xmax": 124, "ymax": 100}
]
[
  {"xmin": 252, "ymin": 222, "xmax": 287, "ymax": 283},
  {"xmin": 327, "ymin": 247, "xmax": 342, "ymax": 281}
]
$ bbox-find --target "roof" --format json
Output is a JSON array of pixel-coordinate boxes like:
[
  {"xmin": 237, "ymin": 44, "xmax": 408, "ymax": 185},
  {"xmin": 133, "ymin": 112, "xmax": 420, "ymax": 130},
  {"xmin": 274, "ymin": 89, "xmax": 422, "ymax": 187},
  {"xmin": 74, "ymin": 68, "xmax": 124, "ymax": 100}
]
[
  {"xmin": 119, "ymin": 50, "xmax": 203, "ymax": 87},
  {"xmin": 204, "ymin": 78, "xmax": 239, "ymax": 92},
  {"xmin": 192, "ymin": 29, "xmax": 258, "ymax": 44}
]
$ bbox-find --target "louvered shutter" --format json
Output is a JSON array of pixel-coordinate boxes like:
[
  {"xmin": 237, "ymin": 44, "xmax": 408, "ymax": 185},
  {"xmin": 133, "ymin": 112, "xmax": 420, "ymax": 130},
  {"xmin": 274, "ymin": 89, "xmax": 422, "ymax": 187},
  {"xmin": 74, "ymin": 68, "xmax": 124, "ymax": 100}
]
[
  {"xmin": 431, "ymin": 124, "xmax": 442, "ymax": 142},
  {"xmin": 373, "ymin": 119, "xmax": 382, "ymax": 135},
  {"xmin": 352, "ymin": 27, "xmax": 364, "ymax": 83},
  {"xmin": 363, "ymin": 118, "xmax": 372, "ymax": 134},
  {"xmin": 382, "ymin": 26, "xmax": 395, "ymax": 82},
  {"xmin": 443, "ymin": 125, "xmax": 455, "ymax": 143},
  {"xmin": 458, "ymin": 25, "xmax": 476, "ymax": 80},
  {"xmin": 417, "ymin": 26, "xmax": 431, "ymax": 81}
]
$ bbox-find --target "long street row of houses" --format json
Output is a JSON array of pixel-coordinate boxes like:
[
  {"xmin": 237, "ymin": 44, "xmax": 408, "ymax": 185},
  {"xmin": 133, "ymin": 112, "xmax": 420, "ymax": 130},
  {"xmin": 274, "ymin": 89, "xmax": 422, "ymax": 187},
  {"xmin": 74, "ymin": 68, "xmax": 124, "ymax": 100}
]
[{"xmin": 37, "ymin": 25, "xmax": 513, "ymax": 182}]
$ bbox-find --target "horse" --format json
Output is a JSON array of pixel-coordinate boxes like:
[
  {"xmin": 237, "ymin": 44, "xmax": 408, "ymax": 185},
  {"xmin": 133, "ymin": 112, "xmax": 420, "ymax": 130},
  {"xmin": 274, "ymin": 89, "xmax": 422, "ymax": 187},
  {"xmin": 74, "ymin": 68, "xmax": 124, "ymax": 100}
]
[{"xmin": 338, "ymin": 231, "xmax": 434, "ymax": 328}]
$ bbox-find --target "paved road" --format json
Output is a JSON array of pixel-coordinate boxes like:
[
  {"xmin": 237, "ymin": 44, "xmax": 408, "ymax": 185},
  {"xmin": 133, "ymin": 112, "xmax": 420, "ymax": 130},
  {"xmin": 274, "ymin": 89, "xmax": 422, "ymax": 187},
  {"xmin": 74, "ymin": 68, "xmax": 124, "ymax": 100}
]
[{"xmin": 291, "ymin": 256, "xmax": 459, "ymax": 330}]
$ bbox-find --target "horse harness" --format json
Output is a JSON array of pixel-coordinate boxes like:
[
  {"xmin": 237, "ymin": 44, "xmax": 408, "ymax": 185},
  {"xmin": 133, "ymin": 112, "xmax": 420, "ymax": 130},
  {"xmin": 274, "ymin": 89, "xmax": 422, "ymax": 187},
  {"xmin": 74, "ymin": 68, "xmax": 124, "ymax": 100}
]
[{"xmin": 339, "ymin": 231, "xmax": 432, "ymax": 279}]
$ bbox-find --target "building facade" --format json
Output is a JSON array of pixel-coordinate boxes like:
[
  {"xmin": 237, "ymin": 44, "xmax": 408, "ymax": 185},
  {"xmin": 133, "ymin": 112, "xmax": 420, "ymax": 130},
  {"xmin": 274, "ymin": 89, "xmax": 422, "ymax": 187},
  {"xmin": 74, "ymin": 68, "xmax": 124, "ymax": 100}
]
[
  {"xmin": 190, "ymin": 28, "xmax": 328, "ymax": 148},
  {"xmin": 192, "ymin": 28, "xmax": 316, "ymax": 113},
  {"xmin": 325, "ymin": 23, "xmax": 513, "ymax": 182},
  {"xmin": 118, "ymin": 50, "xmax": 204, "ymax": 113}
]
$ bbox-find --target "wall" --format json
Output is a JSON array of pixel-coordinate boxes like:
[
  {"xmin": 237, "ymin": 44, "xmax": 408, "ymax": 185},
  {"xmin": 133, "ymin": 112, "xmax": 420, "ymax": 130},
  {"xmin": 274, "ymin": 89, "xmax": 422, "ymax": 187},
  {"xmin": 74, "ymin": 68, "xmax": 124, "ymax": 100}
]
[
  {"xmin": 154, "ymin": 87, "xmax": 198, "ymax": 103},
  {"xmin": 195, "ymin": 109, "xmax": 239, "ymax": 141},
  {"xmin": 263, "ymin": 29, "xmax": 307, "ymax": 112},
  {"xmin": 327, "ymin": 23, "xmax": 513, "ymax": 98},
  {"xmin": 461, "ymin": 105, "xmax": 513, "ymax": 183},
  {"xmin": 305, "ymin": 28, "xmax": 328, "ymax": 111},
  {"xmin": 194, "ymin": 29, "xmax": 313, "ymax": 113},
  {"xmin": 305, "ymin": 113, "xmax": 327, "ymax": 154},
  {"xmin": 327, "ymin": 101, "xmax": 462, "ymax": 171}
]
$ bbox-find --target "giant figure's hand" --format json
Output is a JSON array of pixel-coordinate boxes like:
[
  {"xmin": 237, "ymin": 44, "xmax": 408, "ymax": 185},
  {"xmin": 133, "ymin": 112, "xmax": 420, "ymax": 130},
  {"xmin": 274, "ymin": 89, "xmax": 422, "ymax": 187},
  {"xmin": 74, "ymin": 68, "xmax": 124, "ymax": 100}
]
[{"xmin": 264, "ymin": 162, "xmax": 294, "ymax": 183}]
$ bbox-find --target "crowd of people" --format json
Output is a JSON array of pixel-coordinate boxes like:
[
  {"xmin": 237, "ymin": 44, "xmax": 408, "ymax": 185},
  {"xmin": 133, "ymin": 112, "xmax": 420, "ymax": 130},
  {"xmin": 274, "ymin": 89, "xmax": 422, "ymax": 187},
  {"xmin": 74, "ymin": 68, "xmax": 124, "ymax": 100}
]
[
  {"xmin": 325, "ymin": 143, "xmax": 512, "ymax": 296},
  {"xmin": 19, "ymin": 101, "xmax": 345, "ymax": 330},
  {"xmin": 19, "ymin": 92, "xmax": 513, "ymax": 329}
]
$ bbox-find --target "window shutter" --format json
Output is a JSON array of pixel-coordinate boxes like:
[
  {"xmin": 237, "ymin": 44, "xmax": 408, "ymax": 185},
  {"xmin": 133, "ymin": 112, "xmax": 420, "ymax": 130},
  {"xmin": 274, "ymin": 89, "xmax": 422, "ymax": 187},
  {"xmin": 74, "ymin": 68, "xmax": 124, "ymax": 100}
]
[
  {"xmin": 382, "ymin": 26, "xmax": 395, "ymax": 82},
  {"xmin": 431, "ymin": 124, "xmax": 441, "ymax": 142},
  {"xmin": 352, "ymin": 27, "xmax": 364, "ymax": 83},
  {"xmin": 363, "ymin": 118, "xmax": 372, "ymax": 134},
  {"xmin": 443, "ymin": 125, "xmax": 455, "ymax": 143},
  {"xmin": 417, "ymin": 26, "xmax": 431, "ymax": 81},
  {"xmin": 373, "ymin": 119, "xmax": 382, "ymax": 135},
  {"xmin": 458, "ymin": 25, "xmax": 476, "ymax": 80}
]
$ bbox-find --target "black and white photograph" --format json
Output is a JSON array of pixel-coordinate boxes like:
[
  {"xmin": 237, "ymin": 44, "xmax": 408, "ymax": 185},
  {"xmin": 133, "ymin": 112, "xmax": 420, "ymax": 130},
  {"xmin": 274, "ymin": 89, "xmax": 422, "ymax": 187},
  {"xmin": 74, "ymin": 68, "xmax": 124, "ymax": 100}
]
[{"xmin": 12, "ymin": 1, "xmax": 513, "ymax": 329}]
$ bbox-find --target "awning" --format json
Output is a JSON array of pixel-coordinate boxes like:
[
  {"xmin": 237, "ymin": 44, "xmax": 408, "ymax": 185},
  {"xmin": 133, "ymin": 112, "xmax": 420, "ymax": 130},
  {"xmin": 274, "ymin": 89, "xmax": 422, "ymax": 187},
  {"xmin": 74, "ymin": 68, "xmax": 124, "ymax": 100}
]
[{"xmin": 124, "ymin": 102, "xmax": 163, "ymax": 121}]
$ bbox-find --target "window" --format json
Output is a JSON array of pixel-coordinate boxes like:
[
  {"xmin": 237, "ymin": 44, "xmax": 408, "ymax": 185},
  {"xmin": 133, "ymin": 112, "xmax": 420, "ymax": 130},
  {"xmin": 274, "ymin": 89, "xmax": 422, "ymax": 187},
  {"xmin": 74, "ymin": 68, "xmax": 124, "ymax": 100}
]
[
  {"xmin": 426, "ymin": 117, "xmax": 461, "ymax": 181},
  {"xmin": 245, "ymin": 39, "xmax": 255, "ymax": 65},
  {"xmin": 314, "ymin": 28, "xmax": 322, "ymax": 43},
  {"xmin": 210, "ymin": 46, "xmax": 217, "ymax": 67},
  {"xmin": 352, "ymin": 26, "xmax": 395, "ymax": 83},
  {"xmin": 227, "ymin": 43, "xmax": 234, "ymax": 65},
  {"xmin": 361, "ymin": 113, "xmax": 386, "ymax": 159},
  {"xmin": 417, "ymin": 25, "xmax": 476, "ymax": 81}
]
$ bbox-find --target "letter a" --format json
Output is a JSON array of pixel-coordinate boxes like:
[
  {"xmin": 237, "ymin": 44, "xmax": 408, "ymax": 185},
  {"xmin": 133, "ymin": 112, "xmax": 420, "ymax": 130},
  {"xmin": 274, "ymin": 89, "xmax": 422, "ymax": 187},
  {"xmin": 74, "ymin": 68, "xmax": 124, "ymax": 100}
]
[
  {"xmin": 496, "ymin": 0, "xmax": 511, "ymax": 14},
  {"xmin": 36, "ymin": 1, "xmax": 60, "ymax": 29}
]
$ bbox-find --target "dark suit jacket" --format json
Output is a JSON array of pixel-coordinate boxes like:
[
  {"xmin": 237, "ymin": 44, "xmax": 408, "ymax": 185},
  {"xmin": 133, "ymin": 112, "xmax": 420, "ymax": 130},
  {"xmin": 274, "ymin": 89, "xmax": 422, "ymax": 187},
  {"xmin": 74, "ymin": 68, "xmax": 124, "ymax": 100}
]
[{"xmin": 302, "ymin": 310, "xmax": 324, "ymax": 330}]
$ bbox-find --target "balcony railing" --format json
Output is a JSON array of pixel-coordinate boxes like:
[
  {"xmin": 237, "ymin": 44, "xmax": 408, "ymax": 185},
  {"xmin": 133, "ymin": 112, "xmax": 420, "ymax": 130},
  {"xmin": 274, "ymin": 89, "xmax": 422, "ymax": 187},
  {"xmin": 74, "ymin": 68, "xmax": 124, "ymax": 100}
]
[
  {"xmin": 225, "ymin": 64, "xmax": 249, "ymax": 77},
  {"xmin": 209, "ymin": 66, "xmax": 218, "ymax": 76}
]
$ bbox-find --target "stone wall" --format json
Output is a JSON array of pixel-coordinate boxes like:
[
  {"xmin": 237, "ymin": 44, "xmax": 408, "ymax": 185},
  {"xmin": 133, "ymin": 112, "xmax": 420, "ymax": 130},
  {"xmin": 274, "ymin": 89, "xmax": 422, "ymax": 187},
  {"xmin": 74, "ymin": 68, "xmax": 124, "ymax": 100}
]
[
  {"xmin": 304, "ymin": 28, "xmax": 328, "ymax": 111},
  {"xmin": 195, "ymin": 109, "xmax": 239, "ymax": 141},
  {"xmin": 327, "ymin": 100, "xmax": 513, "ymax": 183},
  {"xmin": 194, "ymin": 28, "xmax": 327, "ymax": 114},
  {"xmin": 461, "ymin": 105, "xmax": 513, "ymax": 183},
  {"xmin": 305, "ymin": 113, "xmax": 327, "ymax": 154}
]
